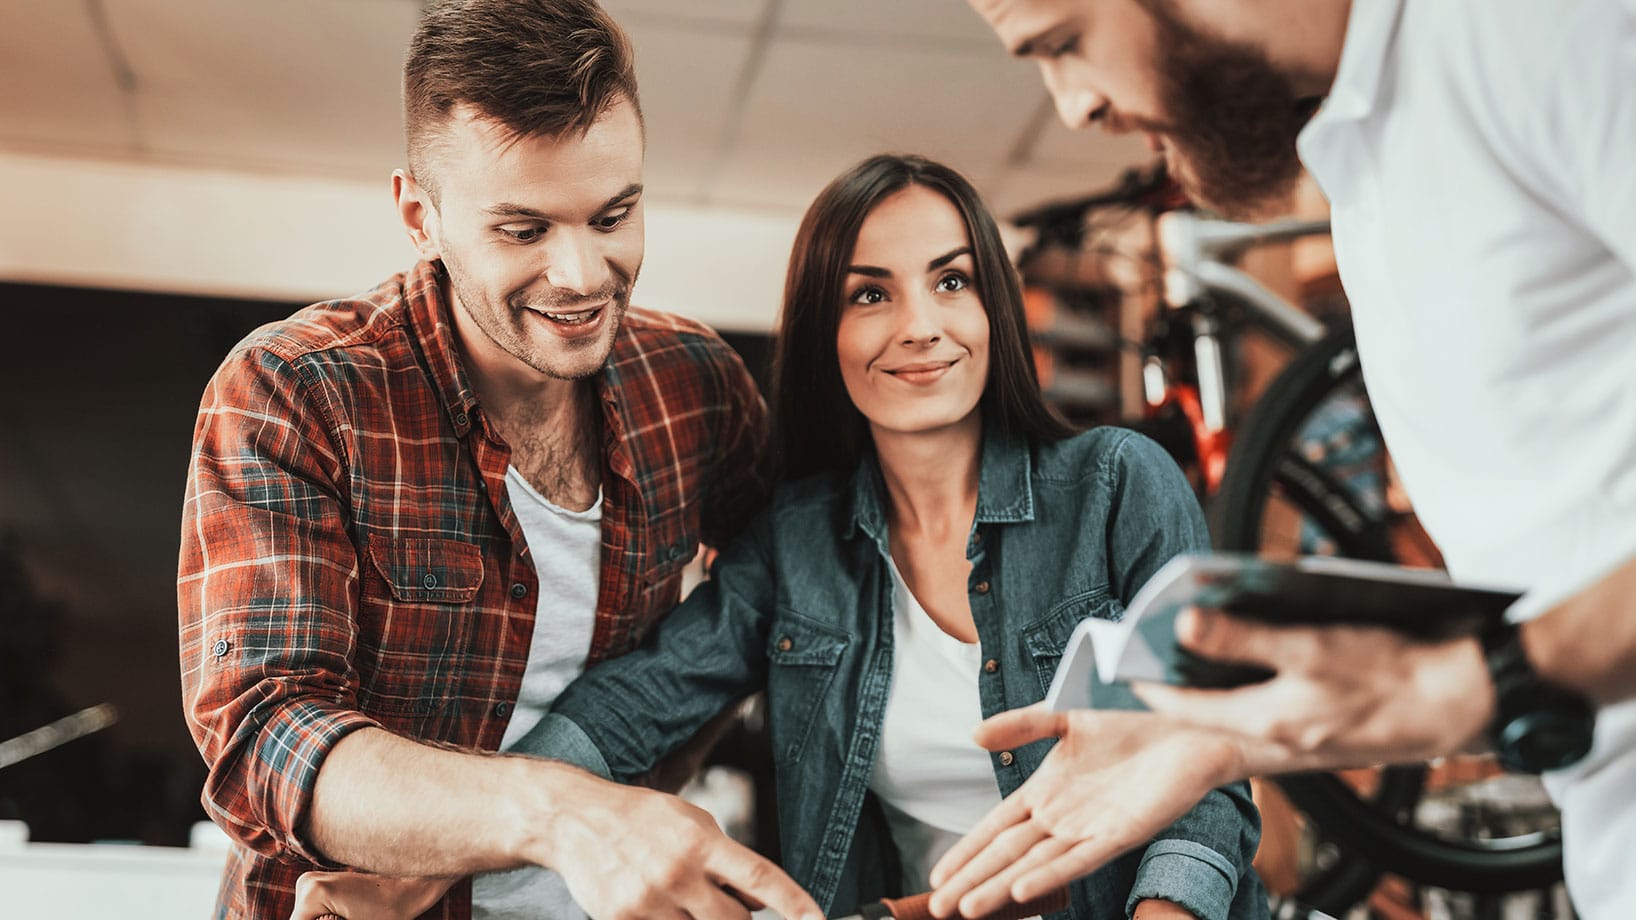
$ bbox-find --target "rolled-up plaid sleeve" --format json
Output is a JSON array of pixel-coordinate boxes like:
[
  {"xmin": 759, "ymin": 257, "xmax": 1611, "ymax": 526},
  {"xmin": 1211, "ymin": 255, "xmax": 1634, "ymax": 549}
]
[{"xmin": 178, "ymin": 344, "xmax": 378, "ymax": 866}]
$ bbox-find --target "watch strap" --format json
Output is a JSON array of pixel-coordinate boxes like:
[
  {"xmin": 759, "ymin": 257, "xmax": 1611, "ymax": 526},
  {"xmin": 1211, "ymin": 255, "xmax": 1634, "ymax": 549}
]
[{"xmin": 1479, "ymin": 619, "xmax": 1595, "ymax": 773}]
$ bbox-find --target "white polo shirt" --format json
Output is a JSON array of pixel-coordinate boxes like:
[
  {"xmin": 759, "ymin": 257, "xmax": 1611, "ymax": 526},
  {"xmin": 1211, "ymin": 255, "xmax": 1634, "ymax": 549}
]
[{"xmin": 1296, "ymin": 1, "xmax": 1636, "ymax": 915}]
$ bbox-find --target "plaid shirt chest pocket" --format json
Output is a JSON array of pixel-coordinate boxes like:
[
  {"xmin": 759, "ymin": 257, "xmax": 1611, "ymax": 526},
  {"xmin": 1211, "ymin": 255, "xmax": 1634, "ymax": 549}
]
[{"xmin": 356, "ymin": 535, "xmax": 487, "ymax": 725}]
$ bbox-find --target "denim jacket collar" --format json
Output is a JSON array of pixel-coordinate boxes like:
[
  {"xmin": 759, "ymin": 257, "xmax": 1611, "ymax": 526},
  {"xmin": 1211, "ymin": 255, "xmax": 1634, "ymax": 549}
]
[{"xmin": 845, "ymin": 424, "xmax": 1036, "ymax": 549}]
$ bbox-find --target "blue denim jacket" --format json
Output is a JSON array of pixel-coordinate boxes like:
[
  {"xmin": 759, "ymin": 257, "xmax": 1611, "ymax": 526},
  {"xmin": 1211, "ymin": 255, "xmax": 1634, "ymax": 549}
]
[{"xmin": 526, "ymin": 426, "xmax": 1266, "ymax": 920}]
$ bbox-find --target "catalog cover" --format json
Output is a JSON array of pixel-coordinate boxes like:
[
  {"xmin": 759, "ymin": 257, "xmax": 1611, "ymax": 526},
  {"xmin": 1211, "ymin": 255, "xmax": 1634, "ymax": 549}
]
[{"xmin": 1043, "ymin": 554, "xmax": 1523, "ymax": 712}]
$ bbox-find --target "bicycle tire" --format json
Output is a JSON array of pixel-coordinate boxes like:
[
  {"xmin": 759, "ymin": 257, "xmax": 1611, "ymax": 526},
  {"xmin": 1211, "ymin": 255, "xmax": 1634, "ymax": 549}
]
[{"xmin": 1212, "ymin": 322, "xmax": 1564, "ymax": 895}]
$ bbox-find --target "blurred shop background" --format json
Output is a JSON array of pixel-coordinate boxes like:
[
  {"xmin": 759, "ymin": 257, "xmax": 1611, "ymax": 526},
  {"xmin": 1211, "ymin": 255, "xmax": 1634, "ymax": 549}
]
[{"xmin": 0, "ymin": 1, "xmax": 1564, "ymax": 918}]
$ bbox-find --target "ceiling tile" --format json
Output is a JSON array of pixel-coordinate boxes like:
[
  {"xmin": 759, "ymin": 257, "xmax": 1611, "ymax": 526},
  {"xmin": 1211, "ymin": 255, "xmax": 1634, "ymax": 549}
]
[
  {"xmin": 603, "ymin": 0, "xmax": 767, "ymax": 28},
  {"xmin": 777, "ymin": 0, "xmax": 1000, "ymax": 47},
  {"xmin": 0, "ymin": 0, "xmax": 136, "ymax": 152},
  {"xmin": 617, "ymin": 18, "xmax": 755, "ymax": 201},
  {"xmin": 709, "ymin": 37, "xmax": 1044, "ymax": 208},
  {"xmin": 107, "ymin": 0, "xmax": 413, "ymax": 177}
]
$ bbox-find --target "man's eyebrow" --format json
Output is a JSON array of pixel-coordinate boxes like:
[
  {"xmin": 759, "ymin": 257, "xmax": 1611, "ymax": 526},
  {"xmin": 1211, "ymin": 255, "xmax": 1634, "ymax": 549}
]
[
  {"xmin": 484, "ymin": 202, "xmax": 550, "ymax": 220},
  {"xmin": 601, "ymin": 183, "xmax": 644, "ymax": 211},
  {"xmin": 1012, "ymin": 24, "xmax": 1066, "ymax": 58},
  {"xmin": 482, "ymin": 184, "xmax": 644, "ymax": 221},
  {"xmin": 928, "ymin": 247, "xmax": 972, "ymax": 270}
]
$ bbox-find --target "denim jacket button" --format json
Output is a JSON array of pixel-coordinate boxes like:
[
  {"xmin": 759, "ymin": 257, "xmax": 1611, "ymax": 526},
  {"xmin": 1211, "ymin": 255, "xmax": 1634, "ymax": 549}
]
[
  {"xmin": 998, "ymin": 750, "xmax": 1015, "ymax": 766},
  {"xmin": 973, "ymin": 580, "xmax": 991, "ymax": 595},
  {"xmin": 776, "ymin": 636, "xmax": 794, "ymax": 652},
  {"xmin": 984, "ymin": 658, "xmax": 999, "ymax": 674}
]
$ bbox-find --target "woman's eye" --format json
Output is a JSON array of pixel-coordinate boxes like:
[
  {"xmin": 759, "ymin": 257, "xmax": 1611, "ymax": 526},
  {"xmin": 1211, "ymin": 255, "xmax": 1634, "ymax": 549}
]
[
  {"xmin": 849, "ymin": 286, "xmax": 887, "ymax": 306},
  {"xmin": 937, "ymin": 273, "xmax": 970, "ymax": 293}
]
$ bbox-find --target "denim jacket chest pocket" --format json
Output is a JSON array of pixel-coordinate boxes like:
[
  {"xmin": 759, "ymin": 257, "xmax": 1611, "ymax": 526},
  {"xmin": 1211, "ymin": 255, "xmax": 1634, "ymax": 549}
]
[
  {"xmin": 765, "ymin": 608, "xmax": 851, "ymax": 767},
  {"xmin": 1023, "ymin": 587, "xmax": 1125, "ymax": 698}
]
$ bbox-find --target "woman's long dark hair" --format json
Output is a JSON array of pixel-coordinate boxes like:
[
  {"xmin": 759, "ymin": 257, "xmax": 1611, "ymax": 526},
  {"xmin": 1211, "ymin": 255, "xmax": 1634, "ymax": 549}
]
[{"xmin": 769, "ymin": 153, "xmax": 1074, "ymax": 482}]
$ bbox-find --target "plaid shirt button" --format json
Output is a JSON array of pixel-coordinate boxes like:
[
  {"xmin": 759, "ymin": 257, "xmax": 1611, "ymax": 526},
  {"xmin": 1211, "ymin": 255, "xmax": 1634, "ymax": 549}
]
[
  {"xmin": 493, "ymin": 701, "xmax": 512, "ymax": 719},
  {"xmin": 422, "ymin": 572, "xmax": 438, "ymax": 589},
  {"xmin": 510, "ymin": 582, "xmax": 528, "ymax": 599},
  {"xmin": 212, "ymin": 639, "xmax": 230, "ymax": 657}
]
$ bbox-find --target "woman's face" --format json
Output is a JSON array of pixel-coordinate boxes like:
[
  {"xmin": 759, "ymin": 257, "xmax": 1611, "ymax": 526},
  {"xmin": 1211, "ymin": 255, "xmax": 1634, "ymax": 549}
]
[{"xmin": 836, "ymin": 185, "xmax": 991, "ymax": 439}]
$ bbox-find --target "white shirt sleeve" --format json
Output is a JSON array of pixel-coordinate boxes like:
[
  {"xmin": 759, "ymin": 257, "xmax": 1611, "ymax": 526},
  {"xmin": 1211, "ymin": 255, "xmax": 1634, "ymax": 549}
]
[{"xmin": 1551, "ymin": 0, "xmax": 1636, "ymax": 271}]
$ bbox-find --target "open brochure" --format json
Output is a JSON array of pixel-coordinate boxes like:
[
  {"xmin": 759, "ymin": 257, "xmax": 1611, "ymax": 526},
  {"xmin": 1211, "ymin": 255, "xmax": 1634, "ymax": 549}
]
[{"xmin": 1043, "ymin": 553, "xmax": 1523, "ymax": 712}]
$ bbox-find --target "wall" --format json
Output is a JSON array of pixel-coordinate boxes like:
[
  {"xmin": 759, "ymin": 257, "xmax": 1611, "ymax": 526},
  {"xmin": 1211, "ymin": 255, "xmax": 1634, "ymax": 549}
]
[{"xmin": 0, "ymin": 151, "xmax": 798, "ymax": 332}]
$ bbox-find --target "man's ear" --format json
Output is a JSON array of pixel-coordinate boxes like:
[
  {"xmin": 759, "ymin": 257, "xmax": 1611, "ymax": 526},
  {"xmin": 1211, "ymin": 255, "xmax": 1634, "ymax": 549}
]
[{"xmin": 393, "ymin": 169, "xmax": 442, "ymax": 261}]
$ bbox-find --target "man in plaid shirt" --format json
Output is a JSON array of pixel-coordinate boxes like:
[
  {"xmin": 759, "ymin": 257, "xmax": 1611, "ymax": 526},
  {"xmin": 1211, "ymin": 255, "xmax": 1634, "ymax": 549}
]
[{"xmin": 177, "ymin": 2, "xmax": 823, "ymax": 918}]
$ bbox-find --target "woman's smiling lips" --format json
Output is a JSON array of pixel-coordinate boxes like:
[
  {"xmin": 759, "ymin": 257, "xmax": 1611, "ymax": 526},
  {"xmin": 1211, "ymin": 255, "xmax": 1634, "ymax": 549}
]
[{"xmin": 881, "ymin": 358, "xmax": 959, "ymax": 385}]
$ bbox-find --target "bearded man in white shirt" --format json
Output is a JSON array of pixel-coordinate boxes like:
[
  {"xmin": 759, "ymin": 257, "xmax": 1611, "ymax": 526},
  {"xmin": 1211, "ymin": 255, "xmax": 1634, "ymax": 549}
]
[{"xmin": 935, "ymin": 1, "xmax": 1636, "ymax": 918}]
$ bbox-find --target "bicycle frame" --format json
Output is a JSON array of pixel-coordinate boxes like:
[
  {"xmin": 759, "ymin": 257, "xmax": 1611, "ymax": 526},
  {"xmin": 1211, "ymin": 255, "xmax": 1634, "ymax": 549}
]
[{"xmin": 1148, "ymin": 210, "xmax": 1332, "ymax": 490}]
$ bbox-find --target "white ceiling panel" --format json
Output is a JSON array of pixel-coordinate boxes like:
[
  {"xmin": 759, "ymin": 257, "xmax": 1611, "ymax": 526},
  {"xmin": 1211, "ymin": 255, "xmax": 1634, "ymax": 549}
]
[
  {"xmin": 618, "ymin": 18, "xmax": 755, "ymax": 201},
  {"xmin": 711, "ymin": 37, "xmax": 1046, "ymax": 207},
  {"xmin": 777, "ymin": 0, "xmax": 1001, "ymax": 47},
  {"xmin": 107, "ymin": 0, "xmax": 413, "ymax": 177},
  {"xmin": 0, "ymin": 0, "xmax": 136, "ymax": 152}
]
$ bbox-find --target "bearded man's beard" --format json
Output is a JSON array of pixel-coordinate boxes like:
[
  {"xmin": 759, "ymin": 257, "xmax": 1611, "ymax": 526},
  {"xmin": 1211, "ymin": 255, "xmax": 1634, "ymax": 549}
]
[{"xmin": 1151, "ymin": 8, "xmax": 1316, "ymax": 219}]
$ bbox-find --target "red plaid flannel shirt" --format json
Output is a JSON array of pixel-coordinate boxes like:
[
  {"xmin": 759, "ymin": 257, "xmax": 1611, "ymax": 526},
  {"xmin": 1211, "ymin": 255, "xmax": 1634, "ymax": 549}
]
[{"xmin": 178, "ymin": 260, "xmax": 767, "ymax": 918}]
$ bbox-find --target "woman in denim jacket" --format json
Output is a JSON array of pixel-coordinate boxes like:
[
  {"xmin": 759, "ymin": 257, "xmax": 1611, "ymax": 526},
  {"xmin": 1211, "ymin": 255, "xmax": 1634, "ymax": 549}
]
[
  {"xmin": 303, "ymin": 154, "xmax": 1266, "ymax": 919},
  {"xmin": 522, "ymin": 154, "xmax": 1267, "ymax": 920}
]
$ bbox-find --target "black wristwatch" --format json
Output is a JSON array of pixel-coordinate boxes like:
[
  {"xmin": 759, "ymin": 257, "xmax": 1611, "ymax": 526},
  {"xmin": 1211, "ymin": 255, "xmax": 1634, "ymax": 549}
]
[{"xmin": 1479, "ymin": 618, "xmax": 1595, "ymax": 773}]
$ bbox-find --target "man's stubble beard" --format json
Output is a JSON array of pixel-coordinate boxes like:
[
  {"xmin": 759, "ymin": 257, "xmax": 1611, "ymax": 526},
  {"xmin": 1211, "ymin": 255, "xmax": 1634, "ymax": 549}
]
[
  {"xmin": 441, "ymin": 249, "xmax": 636, "ymax": 382},
  {"xmin": 1149, "ymin": 6, "xmax": 1314, "ymax": 220}
]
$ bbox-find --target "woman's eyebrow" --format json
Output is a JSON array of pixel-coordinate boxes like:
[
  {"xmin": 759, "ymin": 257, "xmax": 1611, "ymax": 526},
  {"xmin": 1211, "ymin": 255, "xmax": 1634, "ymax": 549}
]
[{"xmin": 928, "ymin": 246, "xmax": 972, "ymax": 270}]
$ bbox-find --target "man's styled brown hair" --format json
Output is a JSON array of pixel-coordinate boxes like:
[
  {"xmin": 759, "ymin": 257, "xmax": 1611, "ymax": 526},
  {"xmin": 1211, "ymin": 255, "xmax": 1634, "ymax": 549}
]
[{"xmin": 404, "ymin": 0, "xmax": 641, "ymax": 197}]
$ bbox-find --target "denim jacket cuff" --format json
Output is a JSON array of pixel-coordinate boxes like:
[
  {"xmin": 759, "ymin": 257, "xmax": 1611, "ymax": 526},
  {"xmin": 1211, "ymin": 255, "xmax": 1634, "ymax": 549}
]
[
  {"xmin": 511, "ymin": 713, "xmax": 613, "ymax": 780},
  {"xmin": 1125, "ymin": 838, "xmax": 1238, "ymax": 920}
]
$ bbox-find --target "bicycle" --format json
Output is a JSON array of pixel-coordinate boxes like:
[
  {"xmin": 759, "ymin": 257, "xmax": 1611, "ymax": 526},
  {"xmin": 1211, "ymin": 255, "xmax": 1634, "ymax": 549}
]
[{"xmin": 1013, "ymin": 164, "xmax": 1565, "ymax": 918}]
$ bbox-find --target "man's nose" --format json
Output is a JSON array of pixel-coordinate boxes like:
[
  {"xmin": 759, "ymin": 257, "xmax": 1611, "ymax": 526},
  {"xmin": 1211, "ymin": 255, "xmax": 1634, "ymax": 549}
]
[
  {"xmin": 1051, "ymin": 86, "xmax": 1108, "ymax": 130},
  {"xmin": 542, "ymin": 230, "xmax": 607, "ymax": 296},
  {"xmin": 1042, "ymin": 63, "xmax": 1107, "ymax": 130}
]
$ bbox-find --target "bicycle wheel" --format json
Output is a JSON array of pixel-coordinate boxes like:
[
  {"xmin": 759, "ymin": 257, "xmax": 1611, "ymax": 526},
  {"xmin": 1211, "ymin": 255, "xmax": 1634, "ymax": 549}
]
[{"xmin": 1212, "ymin": 322, "xmax": 1565, "ymax": 896}]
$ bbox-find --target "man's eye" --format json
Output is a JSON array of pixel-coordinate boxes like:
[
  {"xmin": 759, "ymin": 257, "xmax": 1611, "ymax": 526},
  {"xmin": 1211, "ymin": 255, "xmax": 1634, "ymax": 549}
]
[
  {"xmin": 1047, "ymin": 34, "xmax": 1081, "ymax": 58},
  {"xmin": 594, "ymin": 209, "xmax": 631, "ymax": 231},
  {"xmin": 500, "ymin": 226, "xmax": 545, "ymax": 243}
]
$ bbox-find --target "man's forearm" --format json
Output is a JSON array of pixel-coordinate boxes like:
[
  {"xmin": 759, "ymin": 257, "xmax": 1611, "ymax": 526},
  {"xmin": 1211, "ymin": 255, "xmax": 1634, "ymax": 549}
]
[
  {"xmin": 307, "ymin": 727, "xmax": 585, "ymax": 876},
  {"xmin": 1524, "ymin": 553, "xmax": 1636, "ymax": 706}
]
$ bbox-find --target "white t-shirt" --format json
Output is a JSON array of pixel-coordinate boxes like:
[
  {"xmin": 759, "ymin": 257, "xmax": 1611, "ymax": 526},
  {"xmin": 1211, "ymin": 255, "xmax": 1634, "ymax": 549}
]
[
  {"xmin": 471, "ymin": 468, "xmax": 601, "ymax": 920},
  {"xmin": 868, "ymin": 560, "xmax": 1003, "ymax": 893},
  {"xmin": 1297, "ymin": 2, "xmax": 1636, "ymax": 915}
]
